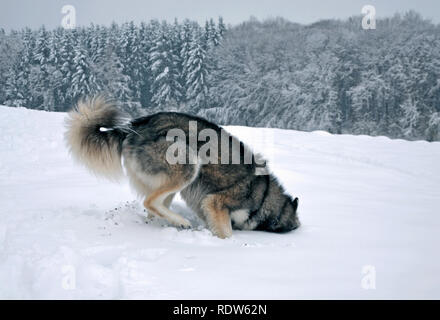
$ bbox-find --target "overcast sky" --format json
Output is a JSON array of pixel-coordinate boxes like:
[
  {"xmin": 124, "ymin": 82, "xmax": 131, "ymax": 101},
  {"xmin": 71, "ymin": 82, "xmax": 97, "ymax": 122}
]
[{"xmin": 1, "ymin": 0, "xmax": 439, "ymax": 30}]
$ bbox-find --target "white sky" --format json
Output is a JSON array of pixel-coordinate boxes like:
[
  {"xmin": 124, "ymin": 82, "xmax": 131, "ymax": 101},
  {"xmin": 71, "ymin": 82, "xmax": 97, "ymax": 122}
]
[{"xmin": 1, "ymin": 0, "xmax": 439, "ymax": 30}]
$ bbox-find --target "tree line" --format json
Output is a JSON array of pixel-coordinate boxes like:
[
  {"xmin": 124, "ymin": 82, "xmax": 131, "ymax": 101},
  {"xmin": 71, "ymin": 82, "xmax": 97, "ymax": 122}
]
[
  {"xmin": 0, "ymin": 18, "xmax": 225, "ymax": 114},
  {"xmin": 1, "ymin": 12, "xmax": 439, "ymax": 141}
]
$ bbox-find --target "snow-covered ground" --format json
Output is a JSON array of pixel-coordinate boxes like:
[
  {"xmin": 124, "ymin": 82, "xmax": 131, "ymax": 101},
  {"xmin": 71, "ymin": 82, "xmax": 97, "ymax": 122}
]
[{"xmin": 0, "ymin": 105, "xmax": 439, "ymax": 299}]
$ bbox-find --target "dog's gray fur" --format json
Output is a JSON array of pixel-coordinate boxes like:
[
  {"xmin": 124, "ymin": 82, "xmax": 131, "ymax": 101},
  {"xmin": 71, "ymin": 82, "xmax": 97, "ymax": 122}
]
[{"xmin": 65, "ymin": 96, "xmax": 300, "ymax": 238}]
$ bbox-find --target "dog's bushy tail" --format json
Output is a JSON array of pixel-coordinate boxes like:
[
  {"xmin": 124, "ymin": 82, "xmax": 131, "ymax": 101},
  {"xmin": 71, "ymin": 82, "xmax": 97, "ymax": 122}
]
[{"xmin": 65, "ymin": 96, "xmax": 130, "ymax": 180}]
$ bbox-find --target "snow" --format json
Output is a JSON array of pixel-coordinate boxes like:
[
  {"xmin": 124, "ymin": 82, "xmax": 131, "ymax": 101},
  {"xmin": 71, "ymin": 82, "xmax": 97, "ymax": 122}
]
[{"xmin": 0, "ymin": 105, "xmax": 439, "ymax": 299}]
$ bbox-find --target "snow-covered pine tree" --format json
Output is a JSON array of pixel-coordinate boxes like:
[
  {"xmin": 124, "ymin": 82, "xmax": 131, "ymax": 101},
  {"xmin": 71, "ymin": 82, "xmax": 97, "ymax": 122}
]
[
  {"xmin": 218, "ymin": 16, "xmax": 226, "ymax": 39},
  {"xmin": 4, "ymin": 61, "xmax": 24, "ymax": 107},
  {"xmin": 88, "ymin": 25, "xmax": 107, "ymax": 64},
  {"xmin": 57, "ymin": 28, "xmax": 77, "ymax": 110},
  {"xmin": 118, "ymin": 21, "xmax": 141, "ymax": 105},
  {"xmin": 203, "ymin": 21, "xmax": 212, "ymax": 50},
  {"xmin": 71, "ymin": 42, "xmax": 100, "ymax": 101},
  {"xmin": 209, "ymin": 18, "xmax": 220, "ymax": 47},
  {"xmin": 179, "ymin": 20, "xmax": 197, "ymax": 102},
  {"xmin": 399, "ymin": 96, "xmax": 420, "ymax": 138},
  {"xmin": 94, "ymin": 45, "xmax": 133, "ymax": 110},
  {"xmin": 3, "ymin": 28, "xmax": 34, "ymax": 107},
  {"xmin": 46, "ymin": 27, "xmax": 66, "ymax": 109},
  {"xmin": 32, "ymin": 26, "xmax": 54, "ymax": 110},
  {"xmin": 34, "ymin": 26, "xmax": 51, "ymax": 67},
  {"xmin": 0, "ymin": 28, "xmax": 18, "ymax": 105},
  {"xmin": 149, "ymin": 23, "xmax": 183, "ymax": 110},
  {"xmin": 426, "ymin": 112, "xmax": 440, "ymax": 141},
  {"xmin": 185, "ymin": 31, "xmax": 209, "ymax": 111},
  {"xmin": 137, "ymin": 22, "xmax": 155, "ymax": 109},
  {"xmin": 203, "ymin": 19, "xmax": 219, "ymax": 49},
  {"xmin": 103, "ymin": 29, "xmax": 137, "ymax": 113}
]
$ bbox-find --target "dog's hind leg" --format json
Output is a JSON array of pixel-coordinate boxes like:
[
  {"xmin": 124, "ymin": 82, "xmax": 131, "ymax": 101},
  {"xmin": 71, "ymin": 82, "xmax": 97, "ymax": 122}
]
[
  {"xmin": 126, "ymin": 138, "xmax": 199, "ymax": 229},
  {"xmin": 163, "ymin": 193, "xmax": 175, "ymax": 209},
  {"xmin": 143, "ymin": 185, "xmax": 191, "ymax": 228},
  {"xmin": 201, "ymin": 194, "xmax": 232, "ymax": 239}
]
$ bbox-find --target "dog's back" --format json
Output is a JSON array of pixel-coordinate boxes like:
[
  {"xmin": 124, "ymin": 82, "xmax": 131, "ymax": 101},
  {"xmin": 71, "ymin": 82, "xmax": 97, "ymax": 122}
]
[{"xmin": 65, "ymin": 96, "xmax": 300, "ymax": 238}]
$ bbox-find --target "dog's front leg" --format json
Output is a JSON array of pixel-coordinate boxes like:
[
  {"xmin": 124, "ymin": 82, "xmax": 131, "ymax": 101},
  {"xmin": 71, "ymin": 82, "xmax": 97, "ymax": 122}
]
[{"xmin": 201, "ymin": 194, "xmax": 232, "ymax": 239}]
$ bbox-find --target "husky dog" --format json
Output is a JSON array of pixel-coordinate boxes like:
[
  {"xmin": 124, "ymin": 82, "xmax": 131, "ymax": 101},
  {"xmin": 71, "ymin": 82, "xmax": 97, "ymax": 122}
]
[{"xmin": 65, "ymin": 96, "xmax": 300, "ymax": 238}]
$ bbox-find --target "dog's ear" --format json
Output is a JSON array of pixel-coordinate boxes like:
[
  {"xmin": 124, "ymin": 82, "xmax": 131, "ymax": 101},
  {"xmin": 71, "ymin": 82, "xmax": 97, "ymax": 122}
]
[{"xmin": 292, "ymin": 197, "xmax": 299, "ymax": 211}]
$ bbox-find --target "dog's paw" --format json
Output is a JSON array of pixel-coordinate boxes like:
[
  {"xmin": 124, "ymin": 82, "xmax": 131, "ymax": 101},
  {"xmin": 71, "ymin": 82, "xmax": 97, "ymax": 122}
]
[
  {"xmin": 211, "ymin": 227, "xmax": 232, "ymax": 239},
  {"xmin": 175, "ymin": 218, "xmax": 192, "ymax": 229}
]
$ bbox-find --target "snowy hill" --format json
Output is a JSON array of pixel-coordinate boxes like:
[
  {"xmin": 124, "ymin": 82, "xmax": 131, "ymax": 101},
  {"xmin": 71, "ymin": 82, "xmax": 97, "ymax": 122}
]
[{"xmin": 0, "ymin": 105, "xmax": 439, "ymax": 299}]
